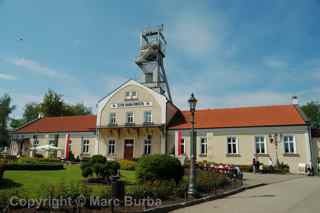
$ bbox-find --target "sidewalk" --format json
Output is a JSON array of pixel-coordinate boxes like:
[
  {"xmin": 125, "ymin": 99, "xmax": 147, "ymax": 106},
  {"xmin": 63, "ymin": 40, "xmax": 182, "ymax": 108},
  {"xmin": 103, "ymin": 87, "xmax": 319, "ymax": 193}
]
[{"xmin": 243, "ymin": 172, "xmax": 305, "ymax": 188}]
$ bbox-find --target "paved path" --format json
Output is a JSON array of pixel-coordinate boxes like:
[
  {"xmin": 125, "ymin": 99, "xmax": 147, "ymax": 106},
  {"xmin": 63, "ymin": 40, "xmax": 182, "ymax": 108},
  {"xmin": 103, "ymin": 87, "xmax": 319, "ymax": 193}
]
[
  {"xmin": 172, "ymin": 176, "xmax": 320, "ymax": 213},
  {"xmin": 243, "ymin": 172, "xmax": 304, "ymax": 187}
]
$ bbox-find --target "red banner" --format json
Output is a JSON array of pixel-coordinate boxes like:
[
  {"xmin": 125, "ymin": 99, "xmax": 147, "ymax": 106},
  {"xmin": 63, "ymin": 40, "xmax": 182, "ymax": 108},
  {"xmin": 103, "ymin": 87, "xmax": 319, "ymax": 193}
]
[{"xmin": 65, "ymin": 134, "xmax": 71, "ymax": 160}]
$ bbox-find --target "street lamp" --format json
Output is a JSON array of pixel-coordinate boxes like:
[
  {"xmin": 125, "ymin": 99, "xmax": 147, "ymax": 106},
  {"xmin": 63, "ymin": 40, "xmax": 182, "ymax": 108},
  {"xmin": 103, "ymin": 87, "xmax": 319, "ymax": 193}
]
[{"xmin": 187, "ymin": 93, "xmax": 197, "ymax": 198}]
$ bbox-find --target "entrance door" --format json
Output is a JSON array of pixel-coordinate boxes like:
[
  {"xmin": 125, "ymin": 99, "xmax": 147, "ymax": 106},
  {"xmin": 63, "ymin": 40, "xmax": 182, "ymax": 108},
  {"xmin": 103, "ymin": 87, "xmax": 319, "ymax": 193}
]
[{"xmin": 124, "ymin": 139, "xmax": 134, "ymax": 160}]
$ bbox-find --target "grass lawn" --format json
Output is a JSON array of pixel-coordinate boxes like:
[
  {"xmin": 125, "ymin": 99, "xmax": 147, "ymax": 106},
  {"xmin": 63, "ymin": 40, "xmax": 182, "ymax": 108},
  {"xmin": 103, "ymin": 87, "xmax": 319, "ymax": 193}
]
[{"xmin": 0, "ymin": 164, "xmax": 136, "ymax": 197}]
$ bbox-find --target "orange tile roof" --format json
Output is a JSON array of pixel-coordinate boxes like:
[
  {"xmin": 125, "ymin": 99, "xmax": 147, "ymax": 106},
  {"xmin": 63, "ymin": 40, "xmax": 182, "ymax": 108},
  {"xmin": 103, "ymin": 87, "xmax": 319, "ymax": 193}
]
[
  {"xmin": 168, "ymin": 105, "xmax": 306, "ymax": 129},
  {"xmin": 16, "ymin": 115, "xmax": 96, "ymax": 133},
  {"xmin": 15, "ymin": 105, "xmax": 306, "ymax": 134}
]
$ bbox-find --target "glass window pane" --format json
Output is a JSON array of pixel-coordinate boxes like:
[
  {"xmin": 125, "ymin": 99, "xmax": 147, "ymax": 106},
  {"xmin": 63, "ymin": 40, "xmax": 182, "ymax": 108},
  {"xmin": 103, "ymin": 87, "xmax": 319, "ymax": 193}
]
[
  {"xmin": 284, "ymin": 143, "xmax": 289, "ymax": 153},
  {"xmin": 228, "ymin": 144, "xmax": 232, "ymax": 153},
  {"xmin": 232, "ymin": 143, "xmax": 237, "ymax": 154}
]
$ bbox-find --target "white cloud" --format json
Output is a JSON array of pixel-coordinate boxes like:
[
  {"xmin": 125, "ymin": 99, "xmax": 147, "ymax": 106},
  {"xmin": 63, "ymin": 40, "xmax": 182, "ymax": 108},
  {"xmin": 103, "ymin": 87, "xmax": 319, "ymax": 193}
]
[
  {"xmin": 0, "ymin": 73, "xmax": 16, "ymax": 80},
  {"xmin": 6, "ymin": 57, "xmax": 75, "ymax": 81},
  {"xmin": 263, "ymin": 57, "xmax": 288, "ymax": 69},
  {"xmin": 168, "ymin": 11, "xmax": 228, "ymax": 58}
]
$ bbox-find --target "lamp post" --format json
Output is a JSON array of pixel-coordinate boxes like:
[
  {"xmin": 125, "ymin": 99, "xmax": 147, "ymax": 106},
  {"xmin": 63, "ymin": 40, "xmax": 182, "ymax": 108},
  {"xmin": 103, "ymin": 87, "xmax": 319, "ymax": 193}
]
[{"xmin": 187, "ymin": 93, "xmax": 197, "ymax": 198}]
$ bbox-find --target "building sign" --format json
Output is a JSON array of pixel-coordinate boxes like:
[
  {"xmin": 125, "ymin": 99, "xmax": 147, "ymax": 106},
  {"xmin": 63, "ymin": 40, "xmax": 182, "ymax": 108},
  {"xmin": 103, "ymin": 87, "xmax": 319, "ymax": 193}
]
[{"xmin": 111, "ymin": 101, "xmax": 152, "ymax": 109}]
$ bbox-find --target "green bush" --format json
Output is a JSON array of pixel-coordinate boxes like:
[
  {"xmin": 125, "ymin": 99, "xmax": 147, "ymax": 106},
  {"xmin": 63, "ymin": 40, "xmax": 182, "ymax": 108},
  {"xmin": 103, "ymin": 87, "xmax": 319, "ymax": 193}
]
[
  {"xmin": 136, "ymin": 154, "xmax": 184, "ymax": 183},
  {"xmin": 5, "ymin": 163, "xmax": 64, "ymax": 170},
  {"xmin": 80, "ymin": 155, "xmax": 120, "ymax": 180},
  {"xmin": 119, "ymin": 159, "xmax": 137, "ymax": 170},
  {"xmin": 14, "ymin": 157, "xmax": 61, "ymax": 164},
  {"xmin": 91, "ymin": 155, "xmax": 106, "ymax": 164},
  {"xmin": 0, "ymin": 160, "xmax": 5, "ymax": 179},
  {"xmin": 195, "ymin": 170, "xmax": 230, "ymax": 193},
  {"xmin": 238, "ymin": 165, "xmax": 253, "ymax": 173},
  {"xmin": 82, "ymin": 167, "xmax": 93, "ymax": 178},
  {"xmin": 127, "ymin": 180, "xmax": 176, "ymax": 200}
]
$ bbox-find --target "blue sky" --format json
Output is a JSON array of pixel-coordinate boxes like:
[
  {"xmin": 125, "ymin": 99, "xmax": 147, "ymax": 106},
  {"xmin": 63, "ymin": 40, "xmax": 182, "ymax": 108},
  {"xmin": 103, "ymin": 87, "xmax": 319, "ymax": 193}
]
[{"xmin": 1, "ymin": 0, "xmax": 320, "ymax": 118}]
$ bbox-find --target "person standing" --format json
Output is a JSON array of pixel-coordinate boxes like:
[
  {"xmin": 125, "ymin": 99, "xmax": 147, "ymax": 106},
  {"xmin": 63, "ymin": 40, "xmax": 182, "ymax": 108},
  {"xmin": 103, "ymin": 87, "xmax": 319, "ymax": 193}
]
[{"xmin": 252, "ymin": 158, "xmax": 256, "ymax": 173}]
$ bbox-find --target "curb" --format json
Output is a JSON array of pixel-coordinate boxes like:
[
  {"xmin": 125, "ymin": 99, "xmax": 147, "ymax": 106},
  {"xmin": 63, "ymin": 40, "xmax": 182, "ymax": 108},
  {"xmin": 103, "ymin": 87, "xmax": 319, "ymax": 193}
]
[{"xmin": 143, "ymin": 183, "xmax": 267, "ymax": 213}]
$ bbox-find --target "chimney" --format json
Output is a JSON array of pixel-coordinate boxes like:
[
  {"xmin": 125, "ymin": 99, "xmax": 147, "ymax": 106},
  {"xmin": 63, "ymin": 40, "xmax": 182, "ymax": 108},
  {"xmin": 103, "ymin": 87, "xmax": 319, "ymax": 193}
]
[{"xmin": 292, "ymin": 96, "xmax": 298, "ymax": 105}]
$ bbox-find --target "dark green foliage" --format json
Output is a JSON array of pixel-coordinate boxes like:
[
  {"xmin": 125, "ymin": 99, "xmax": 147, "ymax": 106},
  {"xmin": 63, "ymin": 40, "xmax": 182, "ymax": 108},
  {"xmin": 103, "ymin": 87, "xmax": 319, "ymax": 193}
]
[
  {"xmin": 9, "ymin": 118, "xmax": 25, "ymax": 129},
  {"xmin": 63, "ymin": 103, "xmax": 92, "ymax": 116},
  {"xmin": 6, "ymin": 163, "xmax": 64, "ymax": 170},
  {"xmin": 135, "ymin": 154, "xmax": 184, "ymax": 183},
  {"xmin": 195, "ymin": 170, "xmax": 230, "ymax": 193},
  {"xmin": 301, "ymin": 101, "xmax": 320, "ymax": 128},
  {"xmin": 91, "ymin": 154, "xmax": 107, "ymax": 164},
  {"xmin": 10, "ymin": 90, "xmax": 92, "ymax": 129},
  {"xmin": 119, "ymin": 159, "xmax": 137, "ymax": 170},
  {"xmin": 81, "ymin": 167, "xmax": 93, "ymax": 178},
  {"xmin": 0, "ymin": 160, "xmax": 5, "ymax": 179},
  {"xmin": 127, "ymin": 180, "xmax": 177, "ymax": 200},
  {"xmin": 0, "ymin": 94, "xmax": 15, "ymax": 147},
  {"xmin": 80, "ymin": 155, "xmax": 120, "ymax": 180}
]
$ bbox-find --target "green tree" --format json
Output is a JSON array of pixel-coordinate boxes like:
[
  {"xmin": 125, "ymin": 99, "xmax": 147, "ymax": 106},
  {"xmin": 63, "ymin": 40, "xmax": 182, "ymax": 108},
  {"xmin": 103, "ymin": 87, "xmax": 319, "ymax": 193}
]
[
  {"xmin": 23, "ymin": 102, "xmax": 41, "ymax": 121},
  {"xmin": 9, "ymin": 89, "xmax": 92, "ymax": 129},
  {"xmin": 0, "ymin": 94, "xmax": 15, "ymax": 147},
  {"xmin": 40, "ymin": 89, "xmax": 65, "ymax": 117},
  {"xmin": 63, "ymin": 103, "xmax": 91, "ymax": 116},
  {"xmin": 10, "ymin": 118, "xmax": 25, "ymax": 129},
  {"xmin": 301, "ymin": 101, "xmax": 320, "ymax": 128}
]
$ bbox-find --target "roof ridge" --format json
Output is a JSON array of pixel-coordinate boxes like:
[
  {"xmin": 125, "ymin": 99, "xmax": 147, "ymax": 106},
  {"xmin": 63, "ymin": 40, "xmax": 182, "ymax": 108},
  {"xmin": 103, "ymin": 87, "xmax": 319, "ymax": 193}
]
[{"xmin": 179, "ymin": 104, "xmax": 294, "ymax": 112}]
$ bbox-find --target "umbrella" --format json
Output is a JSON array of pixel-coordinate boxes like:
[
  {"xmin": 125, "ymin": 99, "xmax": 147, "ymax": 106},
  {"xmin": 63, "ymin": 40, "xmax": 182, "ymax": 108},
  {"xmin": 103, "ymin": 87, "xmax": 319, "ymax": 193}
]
[{"xmin": 30, "ymin": 145, "xmax": 64, "ymax": 151}]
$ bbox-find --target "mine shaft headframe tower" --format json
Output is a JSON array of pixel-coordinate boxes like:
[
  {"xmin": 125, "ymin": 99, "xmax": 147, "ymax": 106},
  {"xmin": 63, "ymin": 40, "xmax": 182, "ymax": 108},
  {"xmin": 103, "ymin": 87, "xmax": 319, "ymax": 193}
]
[{"xmin": 135, "ymin": 24, "xmax": 172, "ymax": 102}]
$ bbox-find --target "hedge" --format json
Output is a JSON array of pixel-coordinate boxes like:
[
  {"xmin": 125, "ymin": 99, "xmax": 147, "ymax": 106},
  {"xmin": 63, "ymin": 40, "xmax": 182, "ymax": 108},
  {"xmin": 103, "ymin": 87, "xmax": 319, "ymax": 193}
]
[{"xmin": 5, "ymin": 163, "xmax": 64, "ymax": 170}]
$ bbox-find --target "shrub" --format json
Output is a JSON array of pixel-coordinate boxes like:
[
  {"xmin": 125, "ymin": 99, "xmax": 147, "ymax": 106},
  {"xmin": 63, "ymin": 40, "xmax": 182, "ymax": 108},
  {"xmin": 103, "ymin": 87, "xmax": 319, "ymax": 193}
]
[
  {"xmin": 91, "ymin": 155, "xmax": 106, "ymax": 164},
  {"xmin": 14, "ymin": 157, "xmax": 61, "ymax": 164},
  {"xmin": 80, "ymin": 155, "xmax": 119, "ymax": 180},
  {"xmin": 37, "ymin": 181, "xmax": 93, "ymax": 207},
  {"xmin": 119, "ymin": 159, "xmax": 136, "ymax": 170},
  {"xmin": 82, "ymin": 167, "xmax": 93, "ymax": 178},
  {"xmin": 0, "ymin": 160, "xmax": 5, "ymax": 179},
  {"xmin": 195, "ymin": 169, "xmax": 230, "ymax": 193},
  {"xmin": 5, "ymin": 163, "xmax": 64, "ymax": 170},
  {"xmin": 127, "ymin": 180, "xmax": 176, "ymax": 200},
  {"xmin": 136, "ymin": 154, "xmax": 184, "ymax": 183},
  {"xmin": 238, "ymin": 165, "xmax": 253, "ymax": 173}
]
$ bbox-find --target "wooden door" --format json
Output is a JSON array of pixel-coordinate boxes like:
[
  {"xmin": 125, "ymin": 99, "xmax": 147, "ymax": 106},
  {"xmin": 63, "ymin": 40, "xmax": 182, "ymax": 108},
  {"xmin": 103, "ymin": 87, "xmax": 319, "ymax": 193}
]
[{"xmin": 124, "ymin": 140, "xmax": 134, "ymax": 160}]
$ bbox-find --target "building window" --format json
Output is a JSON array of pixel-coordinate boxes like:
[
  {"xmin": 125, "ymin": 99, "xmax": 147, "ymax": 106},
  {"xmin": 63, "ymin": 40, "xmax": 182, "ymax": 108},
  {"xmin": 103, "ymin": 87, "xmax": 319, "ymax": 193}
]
[
  {"xmin": 181, "ymin": 138, "xmax": 185, "ymax": 155},
  {"xmin": 125, "ymin": 91, "xmax": 131, "ymax": 100},
  {"xmin": 33, "ymin": 136, "xmax": 39, "ymax": 147},
  {"xmin": 200, "ymin": 137, "xmax": 207, "ymax": 155},
  {"xmin": 108, "ymin": 140, "xmax": 115, "ymax": 154},
  {"xmin": 144, "ymin": 137, "xmax": 152, "ymax": 155},
  {"xmin": 82, "ymin": 140, "xmax": 89, "ymax": 153},
  {"xmin": 144, "ymin": 111, "xmax": 152, "ymax": 123},
  {"xmin": 227, "ymin": 137, "xmax": 238, "ymax": 154},
  {"xmin": 125, "ymin": 91, "xmax": 138, "ymax": 100},
  {"xmin": 145, "ymin": 73, "xmax": 153, "ymax": 83},
  {"xmin": 109, "ymin": 113, "xmax": 116, "ymax": 125},
  {"xmin": 283, "ymin": 135, "xmax": 296, "ymax": 154},
  {"xmin": 131, "ymin": 91, "xmax": 137, "ymax": 99},
  {"xmin": 255, "ymin": 136, "xmax": 266, "ymax": 154},
  {"xmin": 126, "ymin": 112, "xmax": 134, "ymax": 124}
]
